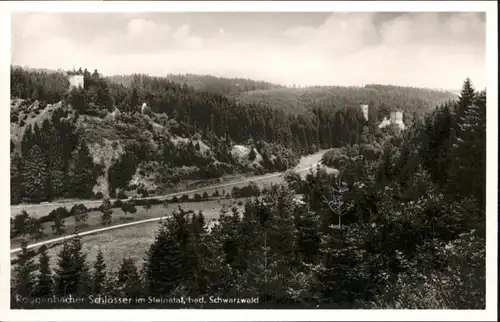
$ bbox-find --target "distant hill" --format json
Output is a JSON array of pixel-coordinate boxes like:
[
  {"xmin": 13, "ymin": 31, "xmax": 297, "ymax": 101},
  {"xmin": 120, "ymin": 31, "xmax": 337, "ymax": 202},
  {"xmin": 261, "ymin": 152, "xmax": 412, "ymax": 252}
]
[
  {"xmin": 107, "ymin": 73, "xmax": 285, "ymax": 96},
  {"xmin": 234, "ymin": 84, "xmax": 458, "ymax": 120},
  {"xmin": 10, "ymin": 65, "xmax": 462, "ymax": 204}
]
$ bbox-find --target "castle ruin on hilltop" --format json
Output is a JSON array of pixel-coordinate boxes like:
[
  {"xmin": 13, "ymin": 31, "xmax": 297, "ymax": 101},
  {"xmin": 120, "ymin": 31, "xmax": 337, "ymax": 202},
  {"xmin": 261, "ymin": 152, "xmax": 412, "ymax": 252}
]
[
  {"xmin": 378, "ymin": 110, "xmax": 405, "ymax": 130},
  {"xmin": 359, "ymin": 104, "xmax": 405, "ymax": 130},
  {"xmin": 360, "ymin": 104, "xmax": 369, "ymax": 121},
  {"xmin": 67, "ymin": 74, "xmax": 84, "ymax": 89}
]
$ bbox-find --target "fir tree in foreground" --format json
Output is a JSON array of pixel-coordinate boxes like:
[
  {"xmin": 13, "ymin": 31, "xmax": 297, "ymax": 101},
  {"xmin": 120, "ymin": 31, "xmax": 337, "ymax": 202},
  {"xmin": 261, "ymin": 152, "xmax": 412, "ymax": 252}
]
[
  {"xmin": 34, "ymin": 245, "xmax": 53, "ymax": 297},
  {"xmin": 143, "ymin": 218, "xmax": 183, "ymax": 296},
  {"xmin": 54, "ymin": 241, "xmax": 75, "ymax": 296},
  {"xmin": 117, "ymin": 258, "xmax": 142, "ymax": 298},
  {"xmin": 54, "ymin": 237, "xmax": 91, "ymax": 297},
  {"xmin": 13, "ymin": 239, "xmax": 36, "ymax": 297},
  {"xmin": 92, "ymin": 249, "xmax": 107, "ymax": 295}
]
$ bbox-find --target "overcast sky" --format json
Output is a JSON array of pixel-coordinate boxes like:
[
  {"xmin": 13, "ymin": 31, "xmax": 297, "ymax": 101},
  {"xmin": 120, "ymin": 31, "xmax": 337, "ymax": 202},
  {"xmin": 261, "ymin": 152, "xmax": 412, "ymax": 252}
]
[{"xmin": 11, "ymin": 12, "xmax": 486, "ymax": 90}]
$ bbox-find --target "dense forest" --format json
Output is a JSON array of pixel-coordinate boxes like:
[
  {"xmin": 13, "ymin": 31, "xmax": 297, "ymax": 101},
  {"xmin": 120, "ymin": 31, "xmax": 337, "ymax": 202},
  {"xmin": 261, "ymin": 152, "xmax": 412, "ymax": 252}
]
[
  {"xmin": 11, "ymin": 79, "xmax": 486, "ymax": 309},
  {"xmin": 11, "ymin": 65, "xmax": 453, "ymax": 204},
  {"xmin": 11, "ymin": 66, "xmax": 456, "ymax": 153},
  {"xmin": 234, "ymin": 84, "xmax": 457, "ymax": 120},
  {"xmin": 109, "ymin": 73, "xmax": 285, "ymax": 96}
]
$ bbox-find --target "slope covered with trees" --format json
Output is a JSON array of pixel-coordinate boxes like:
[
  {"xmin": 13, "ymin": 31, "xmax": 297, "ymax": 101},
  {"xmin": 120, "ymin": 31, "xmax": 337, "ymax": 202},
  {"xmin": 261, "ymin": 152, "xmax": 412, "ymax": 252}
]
[
  {"xmin": 235, "ymin": 84, "xmax": 457, "ymax": 120},
  {"xmin": 10, "ymin": 66, "xmax": 460, "ymax": 205},
  {"xmin": 11, "ymin": 79, "xmax": 486, "ymax": 309},
  {"xmin": 108, "ymin": 73, "xmax": 284, "ymax": 96}
]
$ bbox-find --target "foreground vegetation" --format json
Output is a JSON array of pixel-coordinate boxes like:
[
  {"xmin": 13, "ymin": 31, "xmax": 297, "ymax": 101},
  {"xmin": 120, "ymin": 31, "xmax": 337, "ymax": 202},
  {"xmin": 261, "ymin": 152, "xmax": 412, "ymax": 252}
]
[
  {"xmin": 11, "ymin": 79, "xmax": 486, "ymax": 309},
  {"xmin": 10, "ymin": 183, "xmax": 261, "ymax": 243}
]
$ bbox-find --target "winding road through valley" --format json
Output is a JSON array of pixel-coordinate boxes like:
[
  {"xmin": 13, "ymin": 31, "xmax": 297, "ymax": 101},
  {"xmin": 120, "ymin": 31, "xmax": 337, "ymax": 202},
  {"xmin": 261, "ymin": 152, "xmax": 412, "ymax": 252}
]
[{"xmin": 10, "ymin": 151, "xmax": 326, "ymax": 256}]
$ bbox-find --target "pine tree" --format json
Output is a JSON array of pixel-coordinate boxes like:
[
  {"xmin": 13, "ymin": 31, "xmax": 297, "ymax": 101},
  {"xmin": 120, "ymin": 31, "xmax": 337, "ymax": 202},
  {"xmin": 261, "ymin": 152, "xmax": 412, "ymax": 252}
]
[
  {"xmin": 11, "ymin": 153, "xmax": 24, "ymax": 204},
  {"xmin": 71, "ymin": 237, "xmax": 92, "ymax": 296},
  {"xmin": 12, "ymin": 210, "xmax": 30, "ymax": 238},
  {"xmin": 68, "ymin": 141, "xmax": 97, "ymax": 199},
  {"xmin": 27, "ymin": 218, "xmax": 44, "ymax": 242},
  {"xmin": 54, "ymin": 241, "xmax": 75, "ymax": 296},
  {"xmin": 22, "ymin": 144, "xmax": 49, "ymax": 202},
  {"xmin": 295, "ymin": 204, "xmax": 321, "ymax": 264},
  {"xmin": 34, "ymin": 245, "xmax": 53, "ymax": 297},
  {"xmin": 100, "ymin": 198, "xmax": 113, "ymax": 226},
  {"xmin": 456, "ymin": 78, "xmax": 476, "ymax": 123},
  {"xmin": 212, "ymin": 207, "xmax": 241, "ymax": 267},
  {"xmin": 67, "ymin": 86, "xmax": 88, "ymax": 113},
  {"xmin": 54, "ymin": 237, "xmax": 90, "ymax": 296},
  {"xmin": 92, "ymin": 249, "xmax": 107, "ymax": 295},
  {"xmin": 21, "ymin": 125, "xmax": 34, "ymax": 157},
  {"xmin": 74, "ymin": 209, "xmax": 89, "ymax": 233},
  {"xmin": 117, "ymin": 258, "xmax": 142, "ymax": 298},
  {"xmin": 238, "ymin": 228, "xmax": 288, "ymax": 303},
  {"xmin": 315, "ymin": 229, "xmax": 353, "ymax": 303},
  {"xmin": 13, "ymin": 239, "xmax": 37, "ymax": 297},
  {"xmin": 182, "ymin": 211, "xmax": 210, "ymax": 296},
  {"xmin": 143, "ymin": 199, "xmax": 152, "ymax": 214},
  {"xmin": 448, "ymin": 85, "xmax": 486, "ymax": 212},
  {"xmin": 48, "ymin": 141, "xmax": 66, "ymax": 199},
  {"xmin": 51, "ymin": 210, "xmax": 66, "ymax": 236},
  {"xmin": 128, "ymin": 87, "xmax": 140, "ymax": 109},
  {"xmin": 144, "ymin": 222, "xmax": 183, "ymax": 296},
  {"xmin": 266, "ymin": 185, "xmax": 296, "ymax": 264}
]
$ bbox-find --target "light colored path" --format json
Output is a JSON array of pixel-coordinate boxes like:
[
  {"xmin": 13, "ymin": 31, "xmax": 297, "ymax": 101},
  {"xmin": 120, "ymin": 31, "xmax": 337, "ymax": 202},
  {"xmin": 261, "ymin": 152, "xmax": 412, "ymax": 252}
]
[
  {"xmin": 11, "ymin": 152, "xmax": 324, "ymax": 214},
  {"xmin": 10, "ymin": 156, "xmax": 324, "ymax": 256}
]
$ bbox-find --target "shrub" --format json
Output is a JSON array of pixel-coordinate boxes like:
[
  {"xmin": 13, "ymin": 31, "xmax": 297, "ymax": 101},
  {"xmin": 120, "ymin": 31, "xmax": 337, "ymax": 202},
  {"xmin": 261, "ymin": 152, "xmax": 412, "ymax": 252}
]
[
  {"xmin": 11, "ymin": 211, "xmax": 30, "ymax": 237},
  {"xmin": 98, "ymin": 109, "xmax": 108, "ymax": 119},
  {"xmin": 114, "ymin": 199, "xmax": 123, "ymax": 208},
  {"xmin": 232, "ymin": 182, "xmax": 261, "ymax": 198},
  {"xmin": 149, "ymin": 198, "xmax": 162, "ymax": 205},
  {"xmin": 70, "ymin": 204, "xmax": 88, "ymax": 216},
  {"xmin": 137, "ymin": 186, "xmax": 149, "ymax": 198},
  {"xmin": 39, "ymin": 207, "xmax": 71, "ymax": 224},
  {"xmin": 117, "ymin": 190, "xmax": 127, "ymax": 200},
  {"xmin": 121, "ymin": 202, "xmax": 137, "ymax": 216}
]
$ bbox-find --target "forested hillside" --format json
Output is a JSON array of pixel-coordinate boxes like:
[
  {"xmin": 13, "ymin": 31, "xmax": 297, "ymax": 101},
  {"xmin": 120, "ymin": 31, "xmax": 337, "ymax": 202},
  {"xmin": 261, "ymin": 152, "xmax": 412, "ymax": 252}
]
[
  {"xmin": 10, "ymin": 66, "xmax": 458, "ymax": 205},
  {"xmin": 11, "ymin": 79, "xmax": 486, "ymax": 309},
  {"xmin": 108, "ymin": 73, "xmax": 284, "ymax": 96},
  {"xmin": 235, "ymin": 84, "xmax": 457, "ymax": 121}
]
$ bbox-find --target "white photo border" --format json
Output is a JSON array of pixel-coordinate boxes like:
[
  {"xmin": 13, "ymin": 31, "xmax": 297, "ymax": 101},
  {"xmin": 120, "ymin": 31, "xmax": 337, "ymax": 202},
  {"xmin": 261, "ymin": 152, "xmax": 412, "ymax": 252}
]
[{"xmin": 0, "ymin": 1, "xmax": 497, "ymax": 321}]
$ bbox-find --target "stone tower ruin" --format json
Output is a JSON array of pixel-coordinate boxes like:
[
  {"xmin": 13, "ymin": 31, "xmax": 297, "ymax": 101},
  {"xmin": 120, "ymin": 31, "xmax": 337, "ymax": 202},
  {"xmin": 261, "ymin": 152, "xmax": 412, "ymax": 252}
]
[
  {"xmin": 68, "ymin": 74, "xmax": 84, "ymax": 89},
  {"xmin": 360, "ymin": 104, "xmax": 369, "ymax": 121}
]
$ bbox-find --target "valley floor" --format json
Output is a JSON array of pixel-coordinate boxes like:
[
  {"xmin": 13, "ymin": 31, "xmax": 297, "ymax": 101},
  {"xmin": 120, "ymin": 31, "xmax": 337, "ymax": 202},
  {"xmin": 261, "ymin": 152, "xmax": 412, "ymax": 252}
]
[
  {"xmin": 10, "ymin": 198, "xmax": 244, "ymax": 275},
  {"xmin": 10, "ymin": 150, "xmax": 327, "ymax": 219}
]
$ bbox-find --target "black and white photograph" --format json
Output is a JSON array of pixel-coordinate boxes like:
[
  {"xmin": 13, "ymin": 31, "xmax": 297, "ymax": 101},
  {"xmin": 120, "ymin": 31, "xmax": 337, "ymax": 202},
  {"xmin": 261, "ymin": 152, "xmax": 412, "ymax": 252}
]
[{"xmin": 2, "ymin": 1, "xmax": 497, "ymax": 321}]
